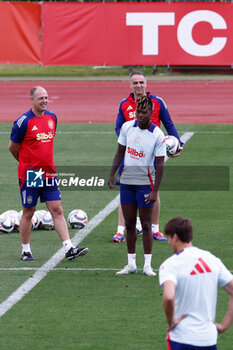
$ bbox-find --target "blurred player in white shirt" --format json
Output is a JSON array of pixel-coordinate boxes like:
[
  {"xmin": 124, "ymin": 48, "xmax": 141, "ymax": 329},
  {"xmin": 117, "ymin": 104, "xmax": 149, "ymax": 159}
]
[
  {"xmin": 108, "ymin": 96, "xmax": 166, "ymax": 276},
  {"xmin": 159, "ymin": 216, "xmax": 233, "ymax": 350}
]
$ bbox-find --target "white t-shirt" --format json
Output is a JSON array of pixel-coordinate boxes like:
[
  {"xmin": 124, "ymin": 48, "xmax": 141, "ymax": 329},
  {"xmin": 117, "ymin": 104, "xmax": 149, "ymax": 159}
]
[
  {"xmin": 118, "ymin": 120, "xmax": 166, "ymax": 185},
  {"xmin": 159, "ymin": 246, "xmax": 233, "ymax": 346}
]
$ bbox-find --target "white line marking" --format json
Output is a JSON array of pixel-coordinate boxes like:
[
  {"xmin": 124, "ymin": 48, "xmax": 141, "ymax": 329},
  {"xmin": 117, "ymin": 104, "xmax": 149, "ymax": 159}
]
[
  {"xmin": 1, "ymin": 267, "xmax": 232, "ymax": 273},
  {"xmin": 180, "ymin": 132, "xmax": 194, "ymax": 144},
  {"xmin": 0, "ymin": 131, "xmax": 114, "ymax": 135},
  {"xmin": 0, "ymin": 132, "xmax": 194, "ymax": 318},
  {"xmin": 0, "ymin": 130, "xmax": 233, "ymax": 135},
  {"xmin": 165, "ymin": 132, "xmax": 194, "ymax": 162},
  {"xmin": 0, "ymin": 195, "xmax": 120, "ymax": 318}
]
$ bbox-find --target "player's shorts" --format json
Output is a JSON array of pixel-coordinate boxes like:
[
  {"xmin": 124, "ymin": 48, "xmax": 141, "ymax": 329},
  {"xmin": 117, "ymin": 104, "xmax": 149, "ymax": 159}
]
[
  {"xmin": 120, "ymin": 183, "xmax": 154, "ymax": 208},
  {"xmin": 19, "ymin": 177, "xmax": 61, "ymax": 207},
  {"xmin": 168, "ymin": 340, "xmax": 217, "ymax": 350}
]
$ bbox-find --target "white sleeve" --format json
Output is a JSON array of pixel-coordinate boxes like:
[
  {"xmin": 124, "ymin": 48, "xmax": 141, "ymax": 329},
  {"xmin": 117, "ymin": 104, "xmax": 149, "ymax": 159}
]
[
  {"xmin": 154, "ymin": 130, "xmax": 166, "ymax": 157},
  {"xmin": 217, "ymin": 257, "xmax": 233, "ymax": 287},
  {"xmin": 159, "ymin": 259, "xmax": 177, "ymax": 286},
  {"xmin": 118, "ymin": 124, "xmax": 127, "ymax": 146}
]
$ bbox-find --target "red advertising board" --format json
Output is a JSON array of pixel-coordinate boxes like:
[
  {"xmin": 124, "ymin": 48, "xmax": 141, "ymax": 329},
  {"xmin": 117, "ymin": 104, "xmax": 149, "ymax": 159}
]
[
  {"xmin": 0, "ymin": 2, "xmax": 40, "ymax": 64},
  {"xmin": 41, "ymin": 3, "xmax": 233, "ymax": 66},
  {"xmin": 0, "ymin": 2, "xmax": 232, "ymax": 66}
]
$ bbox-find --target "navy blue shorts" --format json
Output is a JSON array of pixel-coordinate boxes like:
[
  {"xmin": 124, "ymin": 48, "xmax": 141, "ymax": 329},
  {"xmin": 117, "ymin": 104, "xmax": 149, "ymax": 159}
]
[
  {"xmin": 120, "ymin": 183, "xmax": 154, "ymax": 208},
  {"xmin": 20, "ymin": 177, "xmax": 61, "ymax": 207},
  {"xmin": 168, "ymin": 340, "xmax": 217, "ymax": 350}
]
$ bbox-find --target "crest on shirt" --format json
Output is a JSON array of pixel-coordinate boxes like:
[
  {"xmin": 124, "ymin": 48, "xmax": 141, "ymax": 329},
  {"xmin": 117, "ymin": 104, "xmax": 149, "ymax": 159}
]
[
  {"xmin": 134, "ymin": 137, "xmax": 142, "ymax": 147},
  {"xmin": 48, "ymin": 119, "xmax": 54, "ymax": 130}
]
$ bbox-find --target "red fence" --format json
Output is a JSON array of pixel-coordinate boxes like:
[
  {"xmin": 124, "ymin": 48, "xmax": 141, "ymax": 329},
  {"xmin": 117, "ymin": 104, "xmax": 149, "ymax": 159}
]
[
  {"xmin": 0, "ymin": 2, "xmax": 233, "ymax": 66},
  {"xmin": 0, "ymin": 2, "xmax": 40, "ymax": 64}
]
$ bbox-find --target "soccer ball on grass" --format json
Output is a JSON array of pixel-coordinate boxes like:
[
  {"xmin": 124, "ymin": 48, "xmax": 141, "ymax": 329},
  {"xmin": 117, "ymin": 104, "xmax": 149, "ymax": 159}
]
[{"xmin": 67, "ymin": 209, "xmax": 88, "ymax": 229}]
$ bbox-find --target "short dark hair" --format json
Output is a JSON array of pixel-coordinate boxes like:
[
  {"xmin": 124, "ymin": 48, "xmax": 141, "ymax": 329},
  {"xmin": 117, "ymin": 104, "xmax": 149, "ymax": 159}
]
[
  {"xmin": 130, "ymin": 71, "xmax": 145, "ymax": 78},
  {"xmin": 30, "ymin": 86, "xmax": 45, "ymax": 98},
  {"xmin": 136, "ymin": 96, "xmax": 153, "ymax": 113},
  {"xmin": 164, "ymin": 216, "xmax": 193, "ymax": 243},
  {"xmin": 30, "ymin": 86, "xmax": 39, "ymax": 98}
]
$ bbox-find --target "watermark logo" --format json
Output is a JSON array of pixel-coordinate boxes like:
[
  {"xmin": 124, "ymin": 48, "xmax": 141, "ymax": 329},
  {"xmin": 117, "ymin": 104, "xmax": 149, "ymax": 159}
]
[{"xmin": 26, "ymin": 168, "xmax": 44, "ymax": 188}]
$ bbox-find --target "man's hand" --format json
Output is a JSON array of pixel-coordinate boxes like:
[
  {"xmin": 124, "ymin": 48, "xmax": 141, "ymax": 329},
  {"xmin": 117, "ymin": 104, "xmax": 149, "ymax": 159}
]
[
  {"xmin": 108, "ymin": 176, "xmax": 115, "ymax": 189},
  {"xmin": 168, "ymin": 315, "xmax": 187, "ymax": 331},
  {"xmin": 145, "ymin": 190, "xmax": 159, "ymax": 205},
  {"xmin": 168, "ymin": 147, "xmax": 183, "ymax": 158},
  {"xmin": 215, "ymin": 322, "xmax": 226, "ymax": 334}
]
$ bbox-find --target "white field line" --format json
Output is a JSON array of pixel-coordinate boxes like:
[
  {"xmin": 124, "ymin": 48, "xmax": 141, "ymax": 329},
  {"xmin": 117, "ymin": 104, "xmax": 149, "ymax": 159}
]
[
  {"xmin": 0, "ymin": 195, "xmax": 120, "ymax": 318},
  {"xmin": 0, "ymin": 132, "xmax": 193, "ymax": 318},
  {"xmin": 1, "ymin": 267, "xmax": 232, "ymax": 273},
  {"xmin": 0, "ymin": 130, "xmax": 233, "ymax": 135}
]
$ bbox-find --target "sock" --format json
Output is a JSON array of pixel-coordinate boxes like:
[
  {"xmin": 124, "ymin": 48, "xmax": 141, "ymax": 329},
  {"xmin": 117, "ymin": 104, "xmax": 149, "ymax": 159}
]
[
  {"xmin": 128, "ymin": 253, "xmax": 136, "ymax": 267},
  {"xmin": 117, "ymin": 225, "xmax": 125, "ymax": 235},
  {"xmin": 144, "ymin": 254, "xmax": 152, "ymax": 268},
  {"xmin": 62, "ymin": 239, "xmax": 73, "ymax": 253},
  {"xmin": 22, "ymin": 243, "xmax": 31, "ymax": 254},
  {"xmin": 152, "ymin": 224, "xmax": 159, "ymax": 233}
]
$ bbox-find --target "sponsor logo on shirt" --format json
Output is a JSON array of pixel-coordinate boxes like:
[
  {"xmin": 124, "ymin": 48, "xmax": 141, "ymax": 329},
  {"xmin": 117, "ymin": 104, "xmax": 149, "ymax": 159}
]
[
  {"xmin": 36, "ymin": 132, "xmax": 54, "ymax": 141},
  {"xmin": 128, "ymin": 111, "xmax": 136, "ymax": 119},
  {"xmin": 190, "ymin": 257, "xmax": 212, "ymax": 275},
  {"xmin": 127, "ymin": 147, "xmax": 145, "ymax": 159},
  {"xmin": 31, "ymin": 125, "xmax": 38, "ymax": 131},
  {"xmin": 127, "ymin": 105, "xmax": 133, "ymax": 111}
]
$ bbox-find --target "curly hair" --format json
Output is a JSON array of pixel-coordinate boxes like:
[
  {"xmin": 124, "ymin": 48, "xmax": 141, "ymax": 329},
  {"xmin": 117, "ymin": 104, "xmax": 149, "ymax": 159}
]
[{"xmin": 136, "ymin": 96, "xmax": 153, "ymax": 113}]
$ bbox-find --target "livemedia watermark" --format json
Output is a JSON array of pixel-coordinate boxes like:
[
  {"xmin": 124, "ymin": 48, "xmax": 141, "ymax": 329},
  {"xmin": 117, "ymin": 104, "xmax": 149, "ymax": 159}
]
[{"xmin": 25, "ymin": 166, "xmax": 230, "ymax": 191}]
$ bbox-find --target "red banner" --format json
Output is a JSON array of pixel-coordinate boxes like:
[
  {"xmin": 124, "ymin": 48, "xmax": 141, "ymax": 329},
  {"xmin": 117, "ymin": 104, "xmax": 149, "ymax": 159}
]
[
  {"xmin": 0, "ymin": 2, "xmax": 233, "ymax": 66},
  {"xmin": 42, "ymin": 3, "xmax": 233, "ymax": 66},
  {"xmin": 0, "ymin": 2, "xmax": 40, "ymax": 64}
]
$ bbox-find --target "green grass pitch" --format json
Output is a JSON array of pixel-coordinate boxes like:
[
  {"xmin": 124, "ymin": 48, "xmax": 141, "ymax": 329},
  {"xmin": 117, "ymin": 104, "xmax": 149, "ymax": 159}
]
[{"xmin": 0, "ymin": 122, "xmax": 232, "ymax": 350}]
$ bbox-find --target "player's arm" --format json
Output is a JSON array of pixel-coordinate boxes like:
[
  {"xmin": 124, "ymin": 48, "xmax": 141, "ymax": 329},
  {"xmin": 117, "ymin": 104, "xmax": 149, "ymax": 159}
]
[
  {"xmin": 216, "ymin": 279, "xmax": 233, "ymax": 334},
  {"xmin": 8, "ymin": 140, "xmax": 20, "ymax": 161},
  {"xmin": 163, "ymin": 280, "xmax": 176, "ymax": 330},
  {"xmin": 163, "ymin": 280, "xmax": 186, "ymax": 331},
  {"xmin": 108, "ymin": 143, "xmax": 126, "ymax": 189},
  {"xmin": 115, "ymin": 102, "xmax": 126, "ymax": 136},
  {"xmin": 158, "ymin": 97, "xmax": 183, "ymax": 155}
]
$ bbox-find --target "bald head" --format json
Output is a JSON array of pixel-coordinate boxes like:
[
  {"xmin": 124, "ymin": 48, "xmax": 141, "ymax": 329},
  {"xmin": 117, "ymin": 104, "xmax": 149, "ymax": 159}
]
[
  {"xmin": 30, "ymin": 86, "xmax": 48, "ymax": 116},
  {"xmin": 30, "ymin": 86, "xmax": 47, "ymax": 99}
]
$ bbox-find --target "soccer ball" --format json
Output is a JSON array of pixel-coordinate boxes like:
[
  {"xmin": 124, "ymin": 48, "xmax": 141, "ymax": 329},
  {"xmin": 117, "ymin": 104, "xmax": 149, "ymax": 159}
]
[
  {"xmin": 164, "ymin": 135, "xmax": 180, "ymax": 156},
  {"xmin": 35, "ymin": 210, "xmax": 48, "ymax": 229},
  {"xmin": 32, "ymin": 212, "xmax": 40, "ymax": 230},
  {"xmin": 18, "ymin": 209, "xmax": 41, "ymax": 230},
  {"xmin": 0, "ymin": 211, "xmax": 16, "ymax": 233},
  {"xmin": 67, "ymin": 209, "xmax": 88, "ymax": 229},
  {"xmin": 2, "ymin": 210, "xmax": 20, "ymax": 231},
  {"xmin": 136, "ymin": 216, "xmax": 143, "ymax": 236},
  {"xmin": 40, "ymin": 211, "xmax": 54, "ymax": 230}
]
